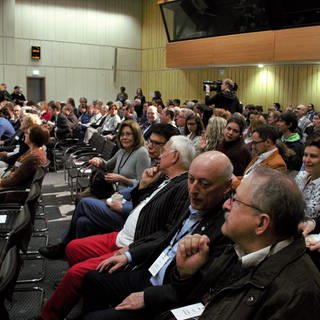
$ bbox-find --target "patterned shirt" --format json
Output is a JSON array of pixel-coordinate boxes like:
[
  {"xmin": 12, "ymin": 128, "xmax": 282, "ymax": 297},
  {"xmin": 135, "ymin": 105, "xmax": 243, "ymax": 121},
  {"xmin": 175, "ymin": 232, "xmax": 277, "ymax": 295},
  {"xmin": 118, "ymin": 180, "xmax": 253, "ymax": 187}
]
[{"xmin": 295, "ymin": 170, "xmax": 320, "ymax": 218}]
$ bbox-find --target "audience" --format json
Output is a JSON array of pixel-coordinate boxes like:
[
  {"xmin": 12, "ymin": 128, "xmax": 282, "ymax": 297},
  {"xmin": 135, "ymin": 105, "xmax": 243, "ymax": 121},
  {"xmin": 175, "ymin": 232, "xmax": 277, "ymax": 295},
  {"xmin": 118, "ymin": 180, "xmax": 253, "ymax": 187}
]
[
  {"xmin": 79, "ymin": 151, "xmax": 233, "ymax": 319},
  {"xmin": 145, "ymin": 168, "xmax": 320, "ymax": 319},
  {"xmin": 39, "ymin": 135, "xmax": 193, "ymax": 320},
  {"xmin": 1, "ymin": 86, "xmax": 320, "ymax": 319},
  {"xmin": 83, "ymin": 104, "xmax": 108, "ymax": 143}
]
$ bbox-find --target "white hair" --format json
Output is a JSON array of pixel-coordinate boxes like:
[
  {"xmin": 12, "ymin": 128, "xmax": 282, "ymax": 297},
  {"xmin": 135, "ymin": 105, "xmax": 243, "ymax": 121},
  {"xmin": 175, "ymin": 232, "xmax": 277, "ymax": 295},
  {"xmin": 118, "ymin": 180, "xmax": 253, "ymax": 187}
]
[{"xmin": 170, "ymin": 135, "xmax": 196, "ymax": 169}]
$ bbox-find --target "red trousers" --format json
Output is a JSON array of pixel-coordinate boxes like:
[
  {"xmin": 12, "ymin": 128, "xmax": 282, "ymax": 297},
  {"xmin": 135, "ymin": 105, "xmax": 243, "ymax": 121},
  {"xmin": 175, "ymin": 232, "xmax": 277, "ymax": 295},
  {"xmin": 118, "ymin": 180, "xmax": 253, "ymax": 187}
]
[{"xmin": 41, "ymin": 232, "xmax": 120, "ymax": 320}]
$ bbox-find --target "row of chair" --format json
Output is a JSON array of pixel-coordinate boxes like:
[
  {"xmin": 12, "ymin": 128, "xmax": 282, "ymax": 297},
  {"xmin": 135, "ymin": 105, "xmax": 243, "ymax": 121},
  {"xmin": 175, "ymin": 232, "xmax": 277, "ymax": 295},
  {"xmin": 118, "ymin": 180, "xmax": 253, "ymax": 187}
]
[
  {"xmin": 0, "ymin": 162, "xmax": 50, "ymax": 319},
  {"xmin": 61, "ymin": 133, "xmax": 117, "ymax": 201}
]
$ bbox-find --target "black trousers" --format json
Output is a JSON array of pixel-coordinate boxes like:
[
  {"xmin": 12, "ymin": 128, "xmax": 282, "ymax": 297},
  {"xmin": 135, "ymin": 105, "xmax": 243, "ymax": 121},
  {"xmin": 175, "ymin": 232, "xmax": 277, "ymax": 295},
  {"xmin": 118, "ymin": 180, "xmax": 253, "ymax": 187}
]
[{"xmin": 80, "ymin": 268, "xmax": 152, "ymax": 320}]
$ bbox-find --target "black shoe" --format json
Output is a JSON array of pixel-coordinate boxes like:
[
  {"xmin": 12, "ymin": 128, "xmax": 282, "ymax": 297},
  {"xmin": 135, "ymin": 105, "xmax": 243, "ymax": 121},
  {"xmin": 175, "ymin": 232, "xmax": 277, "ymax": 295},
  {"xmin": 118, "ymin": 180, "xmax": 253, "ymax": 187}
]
[{"xmin": 39, "ymin": 243, "xmax": 65, "ymax": 259}]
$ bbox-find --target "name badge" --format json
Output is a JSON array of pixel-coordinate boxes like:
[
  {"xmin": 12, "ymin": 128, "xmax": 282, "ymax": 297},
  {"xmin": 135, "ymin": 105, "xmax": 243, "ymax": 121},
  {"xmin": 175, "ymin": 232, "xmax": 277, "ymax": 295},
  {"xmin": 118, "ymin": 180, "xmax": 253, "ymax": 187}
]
[
  {"xmin": 171, "ymin": 302, "xmax": 205, "ymax": 320},
  {"xmin": 148, "ymin": 250, "xmax": 170, "ymax": 277}
]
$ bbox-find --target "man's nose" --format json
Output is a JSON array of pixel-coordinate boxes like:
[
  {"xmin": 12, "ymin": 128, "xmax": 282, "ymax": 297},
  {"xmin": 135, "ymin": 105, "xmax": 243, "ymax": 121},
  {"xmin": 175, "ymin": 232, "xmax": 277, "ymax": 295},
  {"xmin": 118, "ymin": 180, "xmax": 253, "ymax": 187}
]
[{"xmin": 223, "ymin": 198, "xmax": 231, "ymax": 210}]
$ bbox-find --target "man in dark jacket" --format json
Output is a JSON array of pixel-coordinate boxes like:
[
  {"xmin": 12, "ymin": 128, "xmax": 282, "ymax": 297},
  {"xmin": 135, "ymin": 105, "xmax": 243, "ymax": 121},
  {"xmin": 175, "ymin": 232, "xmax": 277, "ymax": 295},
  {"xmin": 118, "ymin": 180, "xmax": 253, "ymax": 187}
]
[
  {"xmin": 79, "ymin": 151, "xmax": 233, "ymax": 319},
  {"xmin": 11, "ymin": 85, "xmax": 26, "ymax": 106},
  {"xmin": 151, "ymin": 167, "xmax": 320, "ymax": 320},
  {"xmin": 205, "ymin": 78, "xmax": 241, "ymax": 114}
]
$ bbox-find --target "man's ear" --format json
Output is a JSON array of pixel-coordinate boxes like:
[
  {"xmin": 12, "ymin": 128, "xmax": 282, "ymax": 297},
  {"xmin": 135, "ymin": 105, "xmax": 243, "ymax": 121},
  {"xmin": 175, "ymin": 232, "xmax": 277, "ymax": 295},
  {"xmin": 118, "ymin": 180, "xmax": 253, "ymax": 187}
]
[
  {"xmin": 171, "ymin": 150, "xmax": 179, "ymax": 165},
  {"xmin": 256, "ymin": 213, "xmax": 271, "ymax": 235},
  {"xmin": 265, "ymin": 138, "xmax": 272, "ymax": 147}
]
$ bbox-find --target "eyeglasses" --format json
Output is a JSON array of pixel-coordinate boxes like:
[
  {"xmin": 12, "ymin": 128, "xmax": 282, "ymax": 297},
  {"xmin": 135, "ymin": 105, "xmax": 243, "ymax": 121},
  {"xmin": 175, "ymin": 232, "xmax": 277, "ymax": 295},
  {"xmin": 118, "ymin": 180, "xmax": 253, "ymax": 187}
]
[
  {"xmin": 252, "ymin": 140, "xmax": 266, "ymax": 145},
  {"xmin": 147, "ymin": 138, "xmax": 165, "ymax": 146},
  {"xmin": 228, "ymin": 190, "xmax": 264, "ymax": 212}
]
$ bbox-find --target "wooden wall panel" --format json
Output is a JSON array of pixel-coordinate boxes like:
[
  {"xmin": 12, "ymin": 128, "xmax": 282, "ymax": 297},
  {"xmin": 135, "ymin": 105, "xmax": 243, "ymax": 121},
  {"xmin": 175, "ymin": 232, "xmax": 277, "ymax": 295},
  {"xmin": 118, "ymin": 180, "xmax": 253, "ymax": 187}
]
[
  {"xmin": 166, "ymin": 26, "xmax": 320, "ymax": 68},
  {"xmin": 138, "ymin": 1, "xmax": 320, "ymax": 111},
  {"xmin": 166, "ymin": 32, "xmax": 275, "ymax": 68},
  {"xmin": 275, "ymin": 26, "xmax": 320, "ymax": 61}
]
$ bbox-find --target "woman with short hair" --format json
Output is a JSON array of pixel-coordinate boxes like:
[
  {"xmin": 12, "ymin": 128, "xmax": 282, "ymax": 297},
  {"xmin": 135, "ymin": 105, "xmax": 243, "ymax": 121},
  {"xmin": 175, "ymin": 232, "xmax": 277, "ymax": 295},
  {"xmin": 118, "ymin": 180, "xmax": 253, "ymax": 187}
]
[{"xmin": 0, "ymin": 124, "xmax": 49, "ymax": 188}]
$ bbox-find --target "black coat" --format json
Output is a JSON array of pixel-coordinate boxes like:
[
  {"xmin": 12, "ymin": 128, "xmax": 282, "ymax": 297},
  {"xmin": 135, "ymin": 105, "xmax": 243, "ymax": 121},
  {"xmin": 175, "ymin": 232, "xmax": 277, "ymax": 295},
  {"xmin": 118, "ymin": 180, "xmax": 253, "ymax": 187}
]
[
  {"xmin": 129, "ymin": 200, "xmax": 229, "ymax": 276},
  {"xmin": 131, "ymin": 172, "xmax": 190, "ymax": 242},
  {"xmin": 154, "ymin": 237, "xmax": 320, "ymax": 320},
  {"xmin": 56, "ymin": 113, "xmax": 73, "ymax": 140}
]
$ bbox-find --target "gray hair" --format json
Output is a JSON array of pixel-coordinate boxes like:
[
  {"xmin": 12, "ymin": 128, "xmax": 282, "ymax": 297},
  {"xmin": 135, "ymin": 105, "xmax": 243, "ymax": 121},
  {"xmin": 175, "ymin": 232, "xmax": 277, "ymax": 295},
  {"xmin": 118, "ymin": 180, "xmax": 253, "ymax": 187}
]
[
  {"xmin": 170, "ymin": 135, "xmax": 196, "ymax": 169},
  {"xmin": 179, "ymin": 108, "xmax": 194, "ymax": 118},
  {"xmin": 249, "ymin": 167, "xmax": 305, "ymax": 238}
]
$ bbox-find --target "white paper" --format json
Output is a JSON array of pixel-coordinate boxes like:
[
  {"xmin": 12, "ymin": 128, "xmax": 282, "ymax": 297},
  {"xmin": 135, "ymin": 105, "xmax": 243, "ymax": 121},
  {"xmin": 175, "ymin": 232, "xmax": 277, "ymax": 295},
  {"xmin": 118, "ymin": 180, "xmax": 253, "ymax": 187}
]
[
  {"xmin": 171, "ymin": 303, "xmax": 205, "ymax": 320},
  {"xmin": 148, "ymin": 251, "xmax": 170, "ymax": 277},
  {"xmin": 0, "ymin": 215, "xmax": 7, "ymax": 223}
]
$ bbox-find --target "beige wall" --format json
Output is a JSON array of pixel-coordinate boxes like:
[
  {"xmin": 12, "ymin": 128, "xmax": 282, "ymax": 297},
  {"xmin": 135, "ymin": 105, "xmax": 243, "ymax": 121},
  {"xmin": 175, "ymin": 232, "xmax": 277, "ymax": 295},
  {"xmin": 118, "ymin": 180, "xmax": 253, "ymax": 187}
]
[
  {"xmin": 0, "ymin": 0, "xmax": 142, "ymax": 103},
  {"xmin": 141, "ymin": 1, "xmax": 320, "ymax": 110}
]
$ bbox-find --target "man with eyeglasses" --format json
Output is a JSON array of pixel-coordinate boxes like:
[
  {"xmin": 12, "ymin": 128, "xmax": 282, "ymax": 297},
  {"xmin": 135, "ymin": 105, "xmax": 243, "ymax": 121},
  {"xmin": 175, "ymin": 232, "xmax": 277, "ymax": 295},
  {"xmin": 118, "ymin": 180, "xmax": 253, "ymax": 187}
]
[
  {"xmin": 38, "ymin": 126, "xmax": 187, "ymax": 320},
  {"xmin": 154, "ymin": 167, "xmax": 320, "ymax": 320},
  {"xmin": 79, "ymin": 151, "xmax": 233, "ymax": 320},
  {"xmin": 239, "ymin": 125, "xmax": 286, "ymax": 181}
]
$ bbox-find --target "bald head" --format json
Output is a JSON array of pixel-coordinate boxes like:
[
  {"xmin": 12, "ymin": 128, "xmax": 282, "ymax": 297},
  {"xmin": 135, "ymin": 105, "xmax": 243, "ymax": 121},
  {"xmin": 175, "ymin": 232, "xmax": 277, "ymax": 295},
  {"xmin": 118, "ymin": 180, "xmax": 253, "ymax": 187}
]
[{"xmin": 188, "ymin": 151, "xmax": 233, "ymax": 211}]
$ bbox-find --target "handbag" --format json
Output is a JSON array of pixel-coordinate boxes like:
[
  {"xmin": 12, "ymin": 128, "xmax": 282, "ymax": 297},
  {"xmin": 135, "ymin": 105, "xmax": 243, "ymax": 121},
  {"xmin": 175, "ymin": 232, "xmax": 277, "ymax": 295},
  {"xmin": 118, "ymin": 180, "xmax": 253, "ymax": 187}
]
[{"xmin": 89, "ymin": 168, "xmax": 115, "ymax": 199}]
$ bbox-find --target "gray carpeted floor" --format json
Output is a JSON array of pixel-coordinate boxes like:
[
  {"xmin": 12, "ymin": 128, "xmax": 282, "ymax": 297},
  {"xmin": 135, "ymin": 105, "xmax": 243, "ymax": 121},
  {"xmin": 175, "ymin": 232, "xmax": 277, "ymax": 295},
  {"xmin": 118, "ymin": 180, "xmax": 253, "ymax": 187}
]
[{"xmin": 7, "ymin": 170, "xmax": 80, "ymax": 319}]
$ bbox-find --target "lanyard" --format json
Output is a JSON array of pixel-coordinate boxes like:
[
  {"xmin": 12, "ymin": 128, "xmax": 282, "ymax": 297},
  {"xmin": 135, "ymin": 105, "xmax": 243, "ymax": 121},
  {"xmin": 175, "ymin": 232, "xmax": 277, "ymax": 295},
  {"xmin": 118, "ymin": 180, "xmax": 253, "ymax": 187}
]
[
  {"xmin": 116, "ymin": 150, "xmax": 134, "ymax": 174},
  {"xmin": 169, "ymin": 219, "xmax": 200, "ymax": 249}
]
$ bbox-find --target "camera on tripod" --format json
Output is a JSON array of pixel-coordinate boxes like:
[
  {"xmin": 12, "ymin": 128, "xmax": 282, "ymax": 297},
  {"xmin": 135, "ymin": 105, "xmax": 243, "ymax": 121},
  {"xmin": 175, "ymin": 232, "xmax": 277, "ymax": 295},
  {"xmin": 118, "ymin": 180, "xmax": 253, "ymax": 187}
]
[{"xmin": 203, "ymin": 80, "xmax": 223, "ymax": 92}]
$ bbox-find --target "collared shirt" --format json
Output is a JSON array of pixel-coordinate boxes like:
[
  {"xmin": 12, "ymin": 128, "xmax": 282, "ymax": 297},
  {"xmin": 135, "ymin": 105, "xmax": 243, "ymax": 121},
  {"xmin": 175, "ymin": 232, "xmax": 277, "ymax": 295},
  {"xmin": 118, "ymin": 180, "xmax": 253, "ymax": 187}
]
[
  {"xmin": 244, "ymin": 148, "xmax": 277, "ymax": 177},
  {"xmin": 150, "ymin": 206, "xmax": 201, "ymax": 286},
  {"xmin": 234, "ymin": 238, "xmax": 293, "ymax": 268}
]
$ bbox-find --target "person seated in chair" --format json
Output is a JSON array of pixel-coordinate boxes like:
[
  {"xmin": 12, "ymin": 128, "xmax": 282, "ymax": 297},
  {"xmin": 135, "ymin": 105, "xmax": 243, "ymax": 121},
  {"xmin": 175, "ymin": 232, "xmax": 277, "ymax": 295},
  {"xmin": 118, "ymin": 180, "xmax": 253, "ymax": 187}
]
[
  {"xmin": 38, "ymin": 134, "xmax": 192, "ymax": 320},
  {"xmin": 81, "ymin": 168, "xmax": 320, "ymax": 320},
  {"xmin": 39, "ymin": 123, "xmax": 180, "ymax": 258},
  {"xmin": 0, "ymin": 125, "xmax": 49, "ymax": 188},
  {"xmin": 0, "ymin": 114, "xmax": 42, "ymax": 177}
]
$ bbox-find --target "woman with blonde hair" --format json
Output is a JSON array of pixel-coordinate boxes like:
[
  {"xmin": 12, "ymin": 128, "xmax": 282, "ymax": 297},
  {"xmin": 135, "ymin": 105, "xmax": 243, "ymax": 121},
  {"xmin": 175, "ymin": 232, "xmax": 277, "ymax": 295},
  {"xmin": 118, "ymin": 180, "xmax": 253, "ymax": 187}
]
[{"xmin": 199, "ymin": 116, "xmax": 227, "ymax": 152}]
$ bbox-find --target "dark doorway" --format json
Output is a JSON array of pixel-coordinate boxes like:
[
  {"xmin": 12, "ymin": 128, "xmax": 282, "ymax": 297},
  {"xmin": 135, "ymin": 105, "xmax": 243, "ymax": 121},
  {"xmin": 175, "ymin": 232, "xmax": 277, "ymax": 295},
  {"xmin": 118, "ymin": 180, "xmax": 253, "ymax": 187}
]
[{"xmin": 27, "ymin": 77, "xmax": 46, "ymax": 103}]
